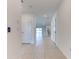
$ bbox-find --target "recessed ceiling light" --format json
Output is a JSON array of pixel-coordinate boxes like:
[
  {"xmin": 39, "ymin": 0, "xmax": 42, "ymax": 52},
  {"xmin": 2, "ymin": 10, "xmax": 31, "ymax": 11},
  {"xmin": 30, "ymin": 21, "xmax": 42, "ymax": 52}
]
[{"xmin": 21, "ymin": 0, "xmax": 24, "ymax": 3}]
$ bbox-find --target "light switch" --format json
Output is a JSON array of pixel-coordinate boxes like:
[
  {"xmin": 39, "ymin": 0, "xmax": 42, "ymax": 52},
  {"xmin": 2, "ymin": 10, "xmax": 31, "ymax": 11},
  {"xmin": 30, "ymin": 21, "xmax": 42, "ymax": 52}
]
[{"xmin": 8, "ymin": 27, "xmax": 11, "ymax": 32}]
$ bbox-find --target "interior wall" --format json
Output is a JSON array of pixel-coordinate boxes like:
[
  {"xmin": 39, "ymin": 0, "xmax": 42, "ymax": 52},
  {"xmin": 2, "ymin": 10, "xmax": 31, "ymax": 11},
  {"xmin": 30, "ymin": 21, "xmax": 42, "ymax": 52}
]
[
  {"xmin": 7, "ymin": 0, "xmax": 22, "ymax": 59},
  {"xmin": 55, "ymin": 0, "xmax": 71, "ymax": 59},
  {"xmin": 7, "ymin": 0, "xmax": 36, "ymax": 59}
]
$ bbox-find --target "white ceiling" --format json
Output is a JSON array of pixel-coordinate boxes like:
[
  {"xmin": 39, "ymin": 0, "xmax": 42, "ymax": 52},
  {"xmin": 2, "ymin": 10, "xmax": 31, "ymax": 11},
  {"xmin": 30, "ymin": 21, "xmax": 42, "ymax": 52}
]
[
  {"xmin": 22, "ymin": 0, "xmax": 62, "ymax": 14},
  {"xmin": 22, "ymin": 0, "xmax": 62, "ymax": 26}
]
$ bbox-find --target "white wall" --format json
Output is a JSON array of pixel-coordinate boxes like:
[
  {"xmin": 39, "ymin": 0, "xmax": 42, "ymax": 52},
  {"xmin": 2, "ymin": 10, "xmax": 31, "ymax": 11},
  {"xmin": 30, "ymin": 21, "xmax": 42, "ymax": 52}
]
[
  {"xmin": 7, "ymin": 0, "xmax": 22, "ymax": 59},
  {"xmin": 7, "ymin": 0, "xmax": 36, "ymax": 59},
  {"xmin": 21, "ymin": 14, "xmax": 36, "ymax": 44},
  {"xmin": 55, "ymin": 0, "xmax": 71, "ymax": 59}
]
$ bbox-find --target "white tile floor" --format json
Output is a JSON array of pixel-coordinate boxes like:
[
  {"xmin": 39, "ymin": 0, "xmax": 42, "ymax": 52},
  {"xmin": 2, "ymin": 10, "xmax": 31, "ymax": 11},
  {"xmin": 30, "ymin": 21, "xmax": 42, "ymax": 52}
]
[
  {"xmin": 21, "ymin": 30, "xmax": 67, "ymax": 59},
  {"xmin": 21, "ymin": 37, "xmax": 67, "ymax": 59}
]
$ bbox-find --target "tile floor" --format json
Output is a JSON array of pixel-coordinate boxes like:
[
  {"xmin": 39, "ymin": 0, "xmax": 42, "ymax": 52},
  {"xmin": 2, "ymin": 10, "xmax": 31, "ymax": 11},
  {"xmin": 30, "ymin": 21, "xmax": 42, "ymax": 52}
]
[
  {"xmin": 21, "ymin": 29, "xmax": 67, "ymax": 59},
  {"xmin": 21, "ymin": 37, "xmax": 67, "ymax": 59}
]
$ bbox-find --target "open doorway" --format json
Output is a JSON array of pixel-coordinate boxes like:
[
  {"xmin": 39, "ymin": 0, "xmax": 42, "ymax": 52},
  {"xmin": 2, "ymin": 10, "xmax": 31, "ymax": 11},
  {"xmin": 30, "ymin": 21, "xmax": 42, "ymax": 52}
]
[{"xmin": 36, "ymin": 28, "xmax": 43, "ymax": 46}]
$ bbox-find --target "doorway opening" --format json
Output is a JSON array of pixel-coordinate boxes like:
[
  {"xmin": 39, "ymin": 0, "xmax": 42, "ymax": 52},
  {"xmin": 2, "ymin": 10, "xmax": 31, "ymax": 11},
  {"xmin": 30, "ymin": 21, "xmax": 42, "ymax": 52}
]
[{"xmin": 36, "ymin": 28, "xmax": 43, "ymax": 46}]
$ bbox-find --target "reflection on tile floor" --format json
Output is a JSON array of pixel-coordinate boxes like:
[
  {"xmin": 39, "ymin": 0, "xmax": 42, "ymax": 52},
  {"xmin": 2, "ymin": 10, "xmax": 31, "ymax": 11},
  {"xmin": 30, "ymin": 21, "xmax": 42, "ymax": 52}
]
[
  {"xmin": 21, "ymin": 29, "xmax": 67, "ymax": 59},
  {"xmin": 21, "ymin": 37, "xmax": 67, "ymax": 59}
]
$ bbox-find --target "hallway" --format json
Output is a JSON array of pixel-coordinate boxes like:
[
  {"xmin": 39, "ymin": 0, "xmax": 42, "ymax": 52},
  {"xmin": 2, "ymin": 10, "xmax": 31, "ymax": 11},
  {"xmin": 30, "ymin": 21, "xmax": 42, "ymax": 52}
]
[
  {"xmin": 21, "ymin": 30, "xmax": 67, "ymax": 59},
  {"xmin": 7, "ymin": 0, "xmax": 71, "ymax": 59}
]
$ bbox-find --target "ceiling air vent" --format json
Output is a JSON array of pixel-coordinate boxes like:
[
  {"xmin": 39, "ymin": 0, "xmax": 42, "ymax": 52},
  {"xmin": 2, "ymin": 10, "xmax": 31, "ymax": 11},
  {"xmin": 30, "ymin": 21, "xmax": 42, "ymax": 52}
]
[{"xmin": 21, "ymin": 0, "xmax": 24, "ymax": 3}]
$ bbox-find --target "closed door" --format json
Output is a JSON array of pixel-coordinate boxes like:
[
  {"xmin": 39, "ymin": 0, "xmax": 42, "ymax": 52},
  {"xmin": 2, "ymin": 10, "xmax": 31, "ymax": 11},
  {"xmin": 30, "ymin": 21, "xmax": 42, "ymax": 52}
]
[{"xmin": 21, "ymin": 21, "xmax": 32, "ymax": 43}]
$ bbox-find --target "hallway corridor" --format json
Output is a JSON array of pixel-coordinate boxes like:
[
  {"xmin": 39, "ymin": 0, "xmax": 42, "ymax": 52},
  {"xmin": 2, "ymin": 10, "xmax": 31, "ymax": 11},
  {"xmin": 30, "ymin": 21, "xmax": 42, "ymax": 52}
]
[
  {"xmin": 7, "ymin": 0, "xmax": 71, "ymax": 59},
  {"xmin": 21, "ymin": 30, "xmax": 67, "ymax": 59}
]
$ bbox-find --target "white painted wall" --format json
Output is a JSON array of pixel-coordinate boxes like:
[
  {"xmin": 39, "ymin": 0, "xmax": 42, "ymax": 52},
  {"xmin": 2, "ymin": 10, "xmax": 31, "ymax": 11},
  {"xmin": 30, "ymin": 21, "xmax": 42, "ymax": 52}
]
[
  {"xmin": 7, "ymin": 0, "xmax": 36, "ymax": 59},
  {"xmin": 55, "ymin": 0, "xmax": 71, "ymax": 59},
  {"xmin": 7, "ymin": 0, "xmax": 22, "ymax": 59},
  {"xmin": 21, "ymin": 14, "xmax": 36, "ymax": 44}
]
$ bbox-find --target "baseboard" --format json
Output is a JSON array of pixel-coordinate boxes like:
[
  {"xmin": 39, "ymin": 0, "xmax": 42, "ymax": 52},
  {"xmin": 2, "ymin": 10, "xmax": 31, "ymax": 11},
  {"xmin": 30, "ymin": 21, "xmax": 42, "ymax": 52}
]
[
  {"xmin": 56, "ymin": 43, "xmax": 69, "ymax": 59},
  {"xmin": 50, "ymin": 39, "xmax": 68, "ymax": 59}
]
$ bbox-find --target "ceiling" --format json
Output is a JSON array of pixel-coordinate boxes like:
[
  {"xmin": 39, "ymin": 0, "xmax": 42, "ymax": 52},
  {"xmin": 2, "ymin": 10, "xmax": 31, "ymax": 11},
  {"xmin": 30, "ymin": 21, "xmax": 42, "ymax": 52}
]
[
  {"xmin": 22, "ymin": 0, "xmax": 62, "ymax": 15},
  {"xmin": 22, "ymin": 0, "xmax": 62, "ymax": 26}
]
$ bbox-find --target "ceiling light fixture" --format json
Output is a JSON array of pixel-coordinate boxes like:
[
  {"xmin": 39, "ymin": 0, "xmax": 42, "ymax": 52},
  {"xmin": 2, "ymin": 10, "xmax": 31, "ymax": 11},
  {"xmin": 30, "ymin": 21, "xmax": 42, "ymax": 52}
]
[{"xmin": 21, "ymin": 0, "xmax": 24, "ymax": 3}]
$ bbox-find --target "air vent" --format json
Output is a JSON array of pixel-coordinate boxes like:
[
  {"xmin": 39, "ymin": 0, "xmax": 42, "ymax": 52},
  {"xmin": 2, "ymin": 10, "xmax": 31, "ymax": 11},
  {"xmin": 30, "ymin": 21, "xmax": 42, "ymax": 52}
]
[{"xmin": 21, "ymin": 0, "xmax": 23, "ymax": 3}]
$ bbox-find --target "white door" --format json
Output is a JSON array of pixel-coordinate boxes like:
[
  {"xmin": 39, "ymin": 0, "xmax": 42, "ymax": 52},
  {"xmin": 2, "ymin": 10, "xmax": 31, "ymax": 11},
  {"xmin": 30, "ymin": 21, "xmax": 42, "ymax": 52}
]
[
  {"xmin": 21, "ymin": 14, "xmax": 36, "ymax": 44},
  {"xmin": 51, "ymin": 16, "xmax": 56, "ymax": 42},
  {"xmin": 51, "ymin": 24, "xmax": 55, "ymax": 42},
  {"xmin": 53, "ymin": 25, "xmax": 56, "ymax": 42},
  {"xmin": 21, "ymin": 22, "xmax": 32, "ymax": 43}
]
